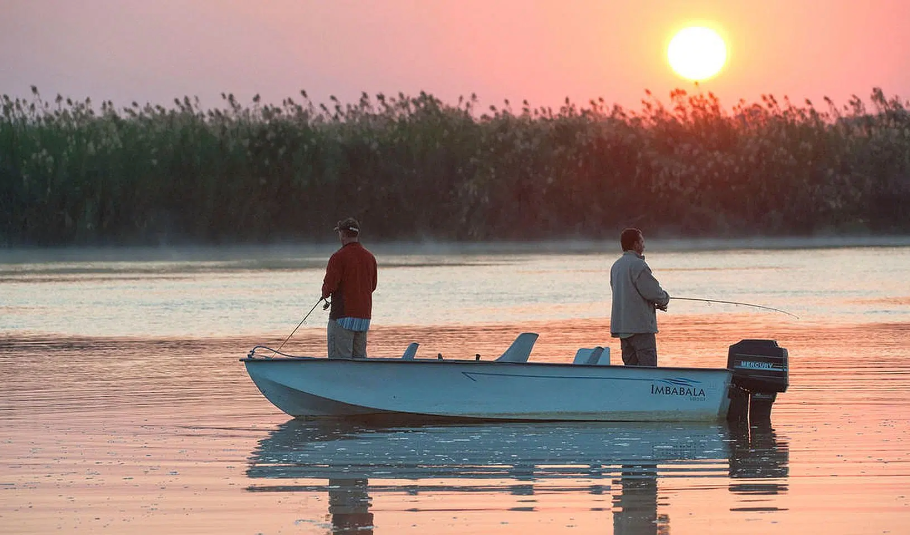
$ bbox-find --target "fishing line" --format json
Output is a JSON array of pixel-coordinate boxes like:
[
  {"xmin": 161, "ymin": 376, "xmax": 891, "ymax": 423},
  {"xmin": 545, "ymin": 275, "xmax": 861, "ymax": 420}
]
[
  {"xmin": 671, "ymin": 296, "xmax": 799, "ymax": 319},
  {"xmin": 276, "ymin": 297, "xmax": 325, "ymax": 353}
]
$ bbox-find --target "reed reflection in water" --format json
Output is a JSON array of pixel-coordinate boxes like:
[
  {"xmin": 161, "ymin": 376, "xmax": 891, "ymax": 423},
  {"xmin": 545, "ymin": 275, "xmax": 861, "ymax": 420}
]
[{"xmin": 246, "ymin": 419, "xmax": 788, "ymax": 534}]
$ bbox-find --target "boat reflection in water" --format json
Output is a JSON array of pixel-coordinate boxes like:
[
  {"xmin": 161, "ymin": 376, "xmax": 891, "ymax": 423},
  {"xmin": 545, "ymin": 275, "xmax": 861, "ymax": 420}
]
[
  {"xmin": 729, "ymin": 421, "xmax": 790, "ymax": 506},
  {"xmin": 246, "ymin": 419, "xmax": 788, "ymax": 534}
]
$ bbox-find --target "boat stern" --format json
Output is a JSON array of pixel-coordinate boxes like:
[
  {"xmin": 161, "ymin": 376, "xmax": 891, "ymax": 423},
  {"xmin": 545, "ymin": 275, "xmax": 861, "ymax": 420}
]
[{"xmin": 726, "ymin": 339, "xmax": 789, "ymax": 423}]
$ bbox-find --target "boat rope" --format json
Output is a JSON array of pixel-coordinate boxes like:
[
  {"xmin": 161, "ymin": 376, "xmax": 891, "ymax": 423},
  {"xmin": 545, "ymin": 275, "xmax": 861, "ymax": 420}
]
[
  {"xmin": 671, "ymin": 296, "xmax": 799, "ymax": 319},
  {"xmin": 248, "ymin": 345, "xmax": 300, "ymax": 359}
]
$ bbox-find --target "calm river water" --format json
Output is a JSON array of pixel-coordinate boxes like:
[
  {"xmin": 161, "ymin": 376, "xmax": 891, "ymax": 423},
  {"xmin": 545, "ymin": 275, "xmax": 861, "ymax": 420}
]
[{"xmin": 2, "ymin": 240, "xmax": 909, "ymax": 534}]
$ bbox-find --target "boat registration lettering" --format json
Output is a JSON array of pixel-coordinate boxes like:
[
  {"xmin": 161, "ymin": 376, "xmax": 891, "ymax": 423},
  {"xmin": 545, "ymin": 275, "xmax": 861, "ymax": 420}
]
[{"xmin": 650, "ymin": 384, "xmax": 706, "ymax": 399}]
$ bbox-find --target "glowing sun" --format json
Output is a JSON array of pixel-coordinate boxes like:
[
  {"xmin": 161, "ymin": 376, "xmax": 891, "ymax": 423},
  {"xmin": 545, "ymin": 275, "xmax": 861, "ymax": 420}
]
[{"xmin": 667, "ymin": 26, "xmax": 727, "ymax": 81}]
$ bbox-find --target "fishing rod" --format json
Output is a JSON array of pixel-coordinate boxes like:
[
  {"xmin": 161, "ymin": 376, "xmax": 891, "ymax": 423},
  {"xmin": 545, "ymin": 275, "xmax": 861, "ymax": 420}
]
[
  {"xmin": 276, "ymin": 297, "xmax": 325, "ymax": 353},
  {"xmin": 671, "ymin": 297, "xmax": 800, "ymax": 319}
]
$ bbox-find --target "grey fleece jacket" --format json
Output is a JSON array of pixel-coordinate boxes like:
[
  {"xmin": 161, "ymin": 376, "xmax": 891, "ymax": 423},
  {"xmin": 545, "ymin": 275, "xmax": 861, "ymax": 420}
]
[{"xmin": 610, "ymin": 251, "xmax": 670, "ymax": 337}]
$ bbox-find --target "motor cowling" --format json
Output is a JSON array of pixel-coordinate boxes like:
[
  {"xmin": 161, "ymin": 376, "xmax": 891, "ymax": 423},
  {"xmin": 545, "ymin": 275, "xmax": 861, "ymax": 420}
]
[{"xmin": 726, "ymin": 339, "xmax": 789, "ymax": 423}]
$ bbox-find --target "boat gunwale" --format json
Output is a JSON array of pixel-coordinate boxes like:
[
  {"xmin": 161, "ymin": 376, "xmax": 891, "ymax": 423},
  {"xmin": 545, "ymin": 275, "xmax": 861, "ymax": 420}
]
[{"xmin": 240, "ymin": 355, "xmax": 732, "ymax": 373}]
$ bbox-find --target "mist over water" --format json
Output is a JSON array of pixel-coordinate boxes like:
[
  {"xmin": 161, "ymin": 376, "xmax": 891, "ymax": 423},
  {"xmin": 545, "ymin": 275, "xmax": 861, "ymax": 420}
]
[{"xmin": 2, "ymin": 242, "xmax": 909, "ymax": 534}]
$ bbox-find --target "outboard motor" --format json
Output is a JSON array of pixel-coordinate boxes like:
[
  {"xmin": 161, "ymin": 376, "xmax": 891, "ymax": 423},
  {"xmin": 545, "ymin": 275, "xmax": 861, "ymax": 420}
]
[{"xmin": 726, "ymin": 339, "xmax": 789, "ymax": 423}]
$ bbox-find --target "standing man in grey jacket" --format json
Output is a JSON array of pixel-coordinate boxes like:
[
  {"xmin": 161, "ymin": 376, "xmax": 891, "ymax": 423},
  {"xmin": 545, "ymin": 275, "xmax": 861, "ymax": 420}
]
[{"xmin": 610, "ymin": 228, "xmax": 670, "ymax": 366}]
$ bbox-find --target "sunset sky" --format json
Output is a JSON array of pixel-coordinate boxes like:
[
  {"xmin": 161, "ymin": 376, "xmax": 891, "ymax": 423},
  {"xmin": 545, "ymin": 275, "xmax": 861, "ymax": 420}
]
[{"xmin": 3, "ymin": 0, "xmax": 909, "ymax": 113}]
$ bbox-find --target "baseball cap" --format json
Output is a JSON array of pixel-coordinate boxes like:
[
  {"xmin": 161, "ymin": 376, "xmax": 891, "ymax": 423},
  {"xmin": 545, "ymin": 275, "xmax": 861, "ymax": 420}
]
[{"xmin": 333, "ymin": 217, "xmax": 361, "ymax": 234}]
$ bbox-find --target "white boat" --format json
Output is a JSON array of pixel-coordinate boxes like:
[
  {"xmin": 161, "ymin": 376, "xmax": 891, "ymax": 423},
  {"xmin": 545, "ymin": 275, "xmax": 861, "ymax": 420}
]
[{"xmin": 241, "ymin": 334, "xmax": 788, "ymax": 423}]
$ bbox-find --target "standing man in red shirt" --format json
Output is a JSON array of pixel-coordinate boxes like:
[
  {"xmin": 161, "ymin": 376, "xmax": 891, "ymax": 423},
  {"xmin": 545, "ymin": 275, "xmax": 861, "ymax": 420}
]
[{"xmin": 322, "ymin": 217, "xmax": 378, "ymax": 359}]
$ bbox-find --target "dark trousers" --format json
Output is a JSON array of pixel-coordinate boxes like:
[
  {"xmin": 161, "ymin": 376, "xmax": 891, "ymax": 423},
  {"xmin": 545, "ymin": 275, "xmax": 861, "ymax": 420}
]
[{"xmin": 620, "ymin": 333, "xmax": 658, "ymax": 366}]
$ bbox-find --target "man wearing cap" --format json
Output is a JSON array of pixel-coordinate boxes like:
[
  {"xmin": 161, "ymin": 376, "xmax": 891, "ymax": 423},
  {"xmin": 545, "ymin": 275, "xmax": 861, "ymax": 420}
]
[{"xmin": 321, "ymin": 217, "xmax": 378, "ymax": 359}]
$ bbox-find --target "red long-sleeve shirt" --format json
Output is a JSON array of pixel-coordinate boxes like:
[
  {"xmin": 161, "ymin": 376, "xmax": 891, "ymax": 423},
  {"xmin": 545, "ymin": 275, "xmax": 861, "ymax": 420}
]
[{"xmin": 321, "ymin": 242, "xmax": 377, "ymax": 320}]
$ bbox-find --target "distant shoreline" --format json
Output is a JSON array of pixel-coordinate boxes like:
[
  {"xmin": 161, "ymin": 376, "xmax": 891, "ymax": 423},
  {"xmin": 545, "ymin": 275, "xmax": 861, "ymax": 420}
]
[{"xmin": 2, "ymin": 235, "xmax": 909, "ymax": 264}]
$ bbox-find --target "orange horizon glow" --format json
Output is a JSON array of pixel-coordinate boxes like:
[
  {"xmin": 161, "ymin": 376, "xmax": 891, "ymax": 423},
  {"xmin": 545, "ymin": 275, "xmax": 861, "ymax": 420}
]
[{"xmin": 2, "ymin": 0, "xmax": 909, "ymax": 113}]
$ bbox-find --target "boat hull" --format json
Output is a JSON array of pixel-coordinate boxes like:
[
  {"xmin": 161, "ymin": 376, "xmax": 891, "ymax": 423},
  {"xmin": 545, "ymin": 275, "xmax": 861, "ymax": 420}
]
[{"xmin": 242, "ymin": 357, "xmax": 733, "ymax": 422}]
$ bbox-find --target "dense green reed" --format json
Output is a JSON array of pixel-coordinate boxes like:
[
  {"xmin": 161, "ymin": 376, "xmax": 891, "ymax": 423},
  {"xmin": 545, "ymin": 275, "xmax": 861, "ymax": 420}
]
[{"xmin": 1, "ymin": 85, "xmax": 908, "ymax": 245}]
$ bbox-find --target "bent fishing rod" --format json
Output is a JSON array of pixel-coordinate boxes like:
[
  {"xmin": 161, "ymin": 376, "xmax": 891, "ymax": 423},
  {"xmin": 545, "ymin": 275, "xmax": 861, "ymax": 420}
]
[
  {"xmin": 276, "ymin": 297, "xmax": 325, "ymax": 352},
  {"xmin": 671, "ymin": 297, "xmax": 799, "ymax": 319}
]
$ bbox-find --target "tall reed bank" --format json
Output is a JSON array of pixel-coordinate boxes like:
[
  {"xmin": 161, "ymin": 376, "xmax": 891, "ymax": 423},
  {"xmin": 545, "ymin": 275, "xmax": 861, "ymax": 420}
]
[{"xmin": 2, "ymin": 87, "xmax": 908, "ymax": 245}]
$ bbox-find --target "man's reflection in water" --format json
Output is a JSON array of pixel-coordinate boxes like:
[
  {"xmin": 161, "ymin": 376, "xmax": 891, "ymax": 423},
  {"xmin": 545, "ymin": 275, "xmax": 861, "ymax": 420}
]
[
  {"xmin": 612, "ymin": 464, "xmax": 669, "ymax": 535},
  {"xmin": 328, "ymin": 478, "xmax": 373, "ymax": 534},
  {"xmin": 729, "ymin": 421, "xmax": 789, "ymax": 509}
]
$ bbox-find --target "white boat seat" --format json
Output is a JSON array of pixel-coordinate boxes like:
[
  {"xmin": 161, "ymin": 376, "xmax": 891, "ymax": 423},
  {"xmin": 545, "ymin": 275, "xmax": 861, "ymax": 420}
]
[
  {"xmin": 573, "ymin": 346, "xmax": 611, "ymax": 365},
  {"xmin": 495, "ymin": 332, "xmax": 539, "ymax": 363},
  {"xmin": 401, "ymin": 342, "xmax": 419, "ymax": 360}
]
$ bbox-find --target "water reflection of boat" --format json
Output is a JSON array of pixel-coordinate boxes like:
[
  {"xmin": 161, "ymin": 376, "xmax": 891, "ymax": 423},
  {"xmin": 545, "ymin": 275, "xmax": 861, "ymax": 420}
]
[
  {"xmin": 246, "ymin": 419, "xmax": 731, "ymax": 483},
  {"xmin": 729, "ymin": 421, "xmax": 790, "ymax": 502},
  {"xmin": 245, "ymin": 419, "xmax": 789, "ymax": 534}
]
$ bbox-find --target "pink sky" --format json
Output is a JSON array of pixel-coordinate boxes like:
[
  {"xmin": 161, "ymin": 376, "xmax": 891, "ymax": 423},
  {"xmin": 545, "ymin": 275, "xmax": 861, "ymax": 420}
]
[{"xmin": 3, "ymin": 0, "xmax": 909, "ymax": 113}]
